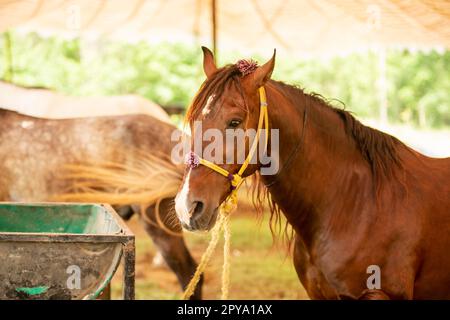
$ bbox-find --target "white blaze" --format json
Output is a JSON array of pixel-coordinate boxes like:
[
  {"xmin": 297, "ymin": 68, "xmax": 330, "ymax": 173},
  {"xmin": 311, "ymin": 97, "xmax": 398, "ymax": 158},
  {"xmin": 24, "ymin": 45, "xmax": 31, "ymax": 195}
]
[
  {"xmin": 202, "ymin": 94, "xmax": 215, "ymax": 116},
  {"xmin": 175, "ymin": 169, "xmax": 192, "ymax": 224}
]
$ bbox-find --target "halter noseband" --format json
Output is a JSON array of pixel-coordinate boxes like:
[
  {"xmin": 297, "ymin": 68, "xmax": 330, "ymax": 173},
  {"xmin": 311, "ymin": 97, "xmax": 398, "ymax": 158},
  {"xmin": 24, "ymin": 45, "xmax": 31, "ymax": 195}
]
[{"xmin": 185, "ymin": 86, "xmax": 269, "ymax": 199}]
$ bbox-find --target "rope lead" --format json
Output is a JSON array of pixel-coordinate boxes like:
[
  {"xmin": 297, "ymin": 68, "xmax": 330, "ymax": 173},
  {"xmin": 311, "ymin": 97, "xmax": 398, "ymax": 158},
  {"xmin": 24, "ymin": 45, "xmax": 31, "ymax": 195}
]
[{"xmin": 182, "ymin": 191, "xmax": 237, "ymax": 300}]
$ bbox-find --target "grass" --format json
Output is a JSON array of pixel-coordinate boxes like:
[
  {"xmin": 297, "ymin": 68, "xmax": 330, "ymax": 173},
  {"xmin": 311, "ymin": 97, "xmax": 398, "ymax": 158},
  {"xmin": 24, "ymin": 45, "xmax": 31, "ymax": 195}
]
[{"xmin": 110, "ymin": 208, "xmax": 308, "ymax": 299}]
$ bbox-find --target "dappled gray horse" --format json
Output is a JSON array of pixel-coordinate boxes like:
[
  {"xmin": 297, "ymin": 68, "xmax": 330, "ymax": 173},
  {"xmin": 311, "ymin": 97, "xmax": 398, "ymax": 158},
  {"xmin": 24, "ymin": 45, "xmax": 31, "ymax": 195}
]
[{"xmin": 0, "ymin": 109, "xmax": 202, "ymax": 299}]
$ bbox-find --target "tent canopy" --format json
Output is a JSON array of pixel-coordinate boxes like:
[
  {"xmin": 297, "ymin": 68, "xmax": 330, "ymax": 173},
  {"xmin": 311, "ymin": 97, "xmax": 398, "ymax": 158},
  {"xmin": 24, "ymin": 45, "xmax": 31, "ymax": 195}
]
[{"xmin": 0, "ymin": 0, "xmax": 449, "ymax": 56}]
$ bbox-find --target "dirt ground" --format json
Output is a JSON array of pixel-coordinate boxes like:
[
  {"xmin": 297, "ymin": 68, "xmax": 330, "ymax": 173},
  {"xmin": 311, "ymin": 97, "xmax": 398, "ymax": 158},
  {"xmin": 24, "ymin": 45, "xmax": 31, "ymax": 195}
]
[{"xmin": 110, "ymin": 202, "xmax": 309, "ymax": 300}]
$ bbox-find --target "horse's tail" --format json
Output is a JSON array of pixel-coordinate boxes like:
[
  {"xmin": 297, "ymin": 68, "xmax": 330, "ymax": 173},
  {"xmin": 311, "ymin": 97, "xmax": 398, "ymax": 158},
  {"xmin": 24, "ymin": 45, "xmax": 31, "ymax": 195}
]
[{"xmin": 53, "ymin": 151, "xmax": 183, "ymax": 222}]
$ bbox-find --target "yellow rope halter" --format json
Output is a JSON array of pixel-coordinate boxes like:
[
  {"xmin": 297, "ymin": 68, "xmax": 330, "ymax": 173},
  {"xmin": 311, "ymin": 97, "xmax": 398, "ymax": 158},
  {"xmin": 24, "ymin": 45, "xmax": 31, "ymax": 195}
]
[{"xmin": 182, "ymin": 86, "xmax": 269, "ymax": 300}]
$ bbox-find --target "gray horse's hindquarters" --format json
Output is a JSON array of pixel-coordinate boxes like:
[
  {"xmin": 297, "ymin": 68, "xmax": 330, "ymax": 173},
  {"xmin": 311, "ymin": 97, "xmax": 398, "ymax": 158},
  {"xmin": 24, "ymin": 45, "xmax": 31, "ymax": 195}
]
[{"xmin": 0, "ymin": 109, "xmax": 202, "ymax": 299}]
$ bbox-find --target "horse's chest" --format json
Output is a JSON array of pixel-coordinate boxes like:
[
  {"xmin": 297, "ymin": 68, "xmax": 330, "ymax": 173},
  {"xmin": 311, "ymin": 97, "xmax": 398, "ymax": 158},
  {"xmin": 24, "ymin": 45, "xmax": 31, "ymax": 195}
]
[
  {"xmin": 293, "ymin": 237, "xmax": 341, "ymax": 299},
  {"xmin": 298, "ymin": 263, "xmax": 339, "ymax": 299}
]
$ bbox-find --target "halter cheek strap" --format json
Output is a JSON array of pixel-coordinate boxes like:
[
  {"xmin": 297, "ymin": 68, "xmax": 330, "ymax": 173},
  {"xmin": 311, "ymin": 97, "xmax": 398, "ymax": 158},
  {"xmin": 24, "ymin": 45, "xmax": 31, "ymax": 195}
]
[{"xmin": 185, "ymin": 86, "xmax": 269, "ymax": 199}]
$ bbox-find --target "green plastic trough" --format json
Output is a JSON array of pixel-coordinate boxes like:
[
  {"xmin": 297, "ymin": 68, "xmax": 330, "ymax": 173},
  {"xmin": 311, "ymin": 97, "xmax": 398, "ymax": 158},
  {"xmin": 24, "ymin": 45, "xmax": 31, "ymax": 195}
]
[{"xmin": 0, "ymin": 203, "xmax": 135, "ymax": 300}]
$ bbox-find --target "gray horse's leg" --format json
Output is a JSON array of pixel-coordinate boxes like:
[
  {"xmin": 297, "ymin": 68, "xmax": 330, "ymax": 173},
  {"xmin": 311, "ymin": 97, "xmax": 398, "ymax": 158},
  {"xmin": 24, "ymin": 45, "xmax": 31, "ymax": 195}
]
[
  {"xmin": 114, "ymin": 205, "xmax": 135, "ymax": 221},
  {"xmin": 138, "ymin": 198, "xmax": 203, "ymax": 300}
]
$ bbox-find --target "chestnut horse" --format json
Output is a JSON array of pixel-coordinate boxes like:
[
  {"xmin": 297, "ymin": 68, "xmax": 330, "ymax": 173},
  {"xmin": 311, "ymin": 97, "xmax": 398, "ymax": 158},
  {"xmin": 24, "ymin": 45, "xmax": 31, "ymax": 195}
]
[{"xmin": 174, "ymin": 47, "xmax": 450, "ymax": 299}]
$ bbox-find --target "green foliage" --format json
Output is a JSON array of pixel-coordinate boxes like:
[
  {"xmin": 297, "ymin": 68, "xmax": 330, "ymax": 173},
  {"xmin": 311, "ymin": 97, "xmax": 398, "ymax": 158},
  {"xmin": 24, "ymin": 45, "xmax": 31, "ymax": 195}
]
[
  {"xmin": 272, "ymin": 52, "xmax": 381, "ymax": 120},
  {"xmin": 0, "ymin": 32, "xmax": 204, "ymax": 107},
  {"xmin": 0, "ymin": 32, "xmax": 448, "ymax": 128},
  {"xmin": 387, "ymin": 50, "xmax": 450, "ymax": 127}
]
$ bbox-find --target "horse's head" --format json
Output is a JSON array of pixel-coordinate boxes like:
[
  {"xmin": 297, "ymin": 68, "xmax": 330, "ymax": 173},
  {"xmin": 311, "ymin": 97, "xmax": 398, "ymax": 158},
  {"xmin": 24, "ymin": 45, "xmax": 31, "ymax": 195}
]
[{"xmin": 175, "ymin": 47, "xmax": 276, "ymax": 231}]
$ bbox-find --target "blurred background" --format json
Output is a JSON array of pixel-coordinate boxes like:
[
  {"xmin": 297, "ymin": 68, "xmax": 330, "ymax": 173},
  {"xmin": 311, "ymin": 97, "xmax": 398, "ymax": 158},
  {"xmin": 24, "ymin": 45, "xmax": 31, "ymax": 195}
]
[{"xmin": 0, "ymin": 0, "xmax": 448, "ymax": 299}]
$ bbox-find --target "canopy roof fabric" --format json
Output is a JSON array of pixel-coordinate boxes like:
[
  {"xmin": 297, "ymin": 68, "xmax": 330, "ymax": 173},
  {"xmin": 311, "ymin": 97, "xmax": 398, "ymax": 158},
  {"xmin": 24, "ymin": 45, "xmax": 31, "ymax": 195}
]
[{"xmin": 1, "ymin": 0, "xmax": 449, "ymax": 56}]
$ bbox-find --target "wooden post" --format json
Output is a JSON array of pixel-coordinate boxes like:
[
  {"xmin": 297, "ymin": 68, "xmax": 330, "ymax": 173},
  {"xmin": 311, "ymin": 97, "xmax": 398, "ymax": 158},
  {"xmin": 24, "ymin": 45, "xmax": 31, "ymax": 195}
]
[
  {"xmin": 418, "ymin": 102, "xmax": 426, "ymax": 128},
  {"xmin": 122, "ymin": 238, "xmax": 135, "ymax": 300},
  {"xmin": 211, "ymin": 0, "xmax": 218, "ymax": 62},
  {"xmin": 377, "ymin": 47, "xmax": 388, "ymax": 125}
]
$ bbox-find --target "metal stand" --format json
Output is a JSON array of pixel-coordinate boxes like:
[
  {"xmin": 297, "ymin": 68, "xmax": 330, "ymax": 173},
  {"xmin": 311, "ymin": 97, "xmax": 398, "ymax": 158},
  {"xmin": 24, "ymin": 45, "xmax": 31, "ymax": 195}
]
[{"xmin": 122, "ymin": 238, "xmax": 135, "ymax": 300}]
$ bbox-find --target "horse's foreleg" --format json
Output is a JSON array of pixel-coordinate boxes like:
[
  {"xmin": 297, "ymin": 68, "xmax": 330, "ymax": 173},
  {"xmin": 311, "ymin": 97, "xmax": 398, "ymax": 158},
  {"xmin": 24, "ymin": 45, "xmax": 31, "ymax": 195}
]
[
  {"xmin": 139, "ymin": 198, "xmax": 203, "ymax": 300},
  {"xmin": 293, "ymin": 235, "xmax": 338, "ymax": 299}
]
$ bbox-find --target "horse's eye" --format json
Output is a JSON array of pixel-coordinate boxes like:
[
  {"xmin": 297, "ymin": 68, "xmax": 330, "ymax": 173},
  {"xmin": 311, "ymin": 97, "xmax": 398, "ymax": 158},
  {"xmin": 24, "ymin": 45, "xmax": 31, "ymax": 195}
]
[{"xmin": 228, "ymin": 119, "xmax": 242, "ymax": 128}]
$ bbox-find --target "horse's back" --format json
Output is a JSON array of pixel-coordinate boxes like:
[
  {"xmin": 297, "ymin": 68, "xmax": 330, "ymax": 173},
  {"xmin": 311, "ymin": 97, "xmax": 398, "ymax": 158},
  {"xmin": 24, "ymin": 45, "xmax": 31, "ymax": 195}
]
[
  {"xmin": 0, "ymin": 109, "xmax": 178, "ymax": 201},
  {"xmin": 0, "ymin": 81, "xmax": 171, "ymax": 123},
  {"xmin": 53, "ymin": 95, "xmax": 171, "ymax": 123}
]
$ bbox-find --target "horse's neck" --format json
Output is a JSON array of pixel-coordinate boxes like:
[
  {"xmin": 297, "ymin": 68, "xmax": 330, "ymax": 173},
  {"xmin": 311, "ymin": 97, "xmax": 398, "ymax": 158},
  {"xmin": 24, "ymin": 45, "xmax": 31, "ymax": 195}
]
[{"xmin": 262, "ymin": 84, "xmax": 375, "ymax": 247}]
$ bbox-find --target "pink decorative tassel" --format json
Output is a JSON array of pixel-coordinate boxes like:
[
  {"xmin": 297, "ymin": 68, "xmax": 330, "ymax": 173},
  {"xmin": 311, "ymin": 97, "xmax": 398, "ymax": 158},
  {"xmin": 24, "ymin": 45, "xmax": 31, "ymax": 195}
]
[
  {"xmin": 236, "ymin": 59, "xmax": 258, "ymax": 76},
  {"xmin": 185, "ymin": 151, "xmax": 200, "ymax": 168}
]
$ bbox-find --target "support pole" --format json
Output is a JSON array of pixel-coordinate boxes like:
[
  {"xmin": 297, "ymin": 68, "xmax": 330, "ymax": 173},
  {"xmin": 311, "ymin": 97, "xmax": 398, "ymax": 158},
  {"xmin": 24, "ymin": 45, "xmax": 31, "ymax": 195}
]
[
  {"xmin": 377, "ymin": 47, "xmax": 388, "ymax": 125},
  {"xmin": 122, "ymin": 238, "xmax": 135, "ymax": 300},
  {"xmin": 211, "ymin": 0, "xmax": 217, "ymax": 62}
]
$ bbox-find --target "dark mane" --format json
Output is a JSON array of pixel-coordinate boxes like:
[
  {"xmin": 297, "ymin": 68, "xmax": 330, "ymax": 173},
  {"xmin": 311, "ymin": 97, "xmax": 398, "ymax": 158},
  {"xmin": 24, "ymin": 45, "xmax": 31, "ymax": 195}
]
[
  {"xmin": 270, "ymin": 80, "xmax": 404, "ymax": 182},
  {"xmin": 188, "ymin": 66, "xmax": 404, "ymax": 182},
  {"xmin": 334, "ymin": 107, "xmax": 403, "ymax": 179}
]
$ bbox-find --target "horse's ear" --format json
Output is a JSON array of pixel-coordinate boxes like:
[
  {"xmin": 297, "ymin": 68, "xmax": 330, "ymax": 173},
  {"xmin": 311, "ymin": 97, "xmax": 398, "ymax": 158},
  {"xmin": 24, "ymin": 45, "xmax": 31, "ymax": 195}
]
[
  {"xmin": 252, "ymin": 49, "xmax": 276, "ymax": 88},
  {"xmin": 202, "ymin": 46, "xmax": 217, "ymax": 78}
]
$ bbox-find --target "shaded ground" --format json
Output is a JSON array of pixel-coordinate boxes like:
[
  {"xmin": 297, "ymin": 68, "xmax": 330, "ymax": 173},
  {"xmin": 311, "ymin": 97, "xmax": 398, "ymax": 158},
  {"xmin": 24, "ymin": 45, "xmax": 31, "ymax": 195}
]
[{"xmin": 110, "ymin": 204, "xmax": 308, "ymax": 300}]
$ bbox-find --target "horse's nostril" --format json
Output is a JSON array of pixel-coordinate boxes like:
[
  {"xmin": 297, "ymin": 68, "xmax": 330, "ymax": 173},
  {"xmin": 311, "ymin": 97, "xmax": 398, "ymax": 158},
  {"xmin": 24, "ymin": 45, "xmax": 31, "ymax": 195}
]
[{"xmin": 192, "ymin": 201, "xmax": 204, "ymax": 217}]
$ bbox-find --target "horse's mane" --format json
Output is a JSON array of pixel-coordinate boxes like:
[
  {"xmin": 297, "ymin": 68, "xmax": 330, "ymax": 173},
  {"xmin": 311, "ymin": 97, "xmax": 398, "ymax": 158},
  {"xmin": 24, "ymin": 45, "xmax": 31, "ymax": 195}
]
[
  {"xmin": 271, "ymin": 81, "xmax": 405, "ymax": 183},
  {"xmin": 186, "ymin": 65, "xmax": 406, "ymax": 245}
]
